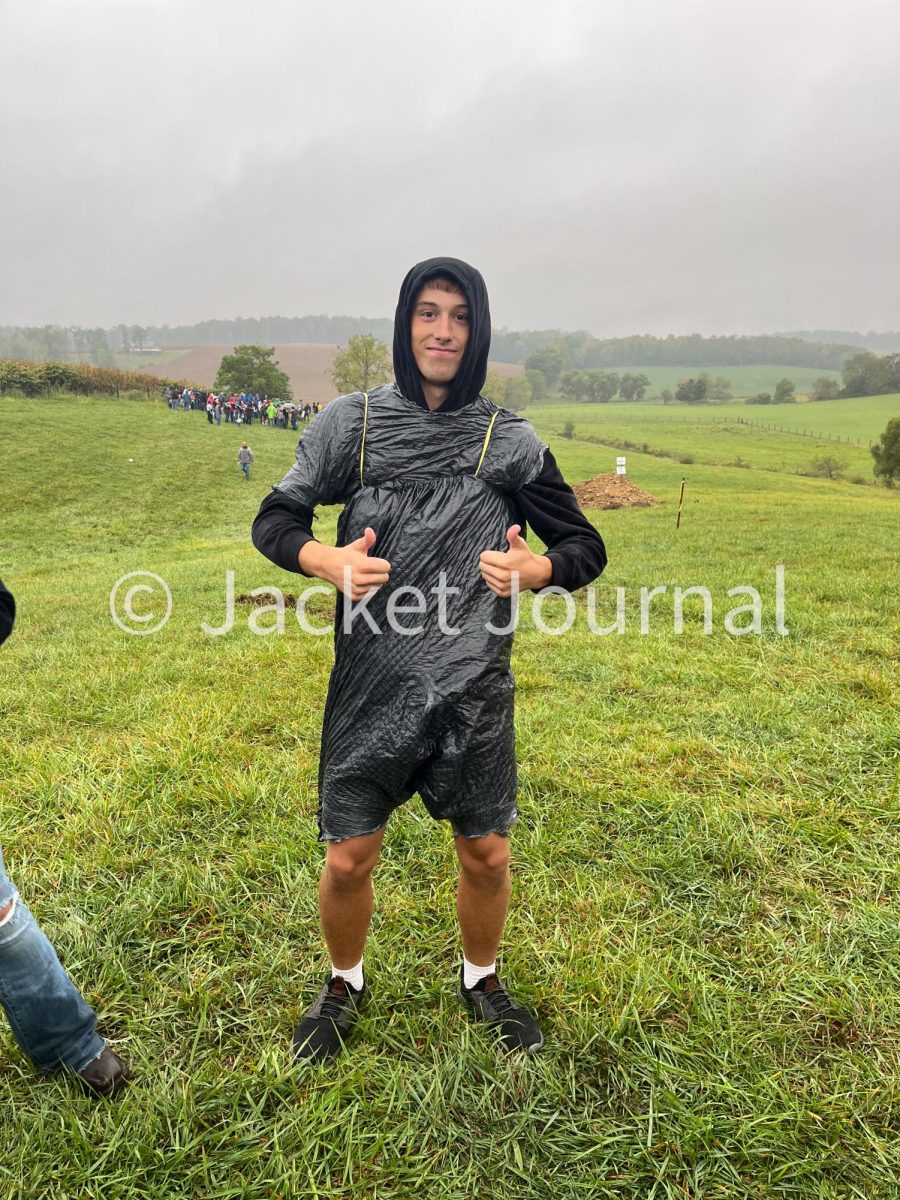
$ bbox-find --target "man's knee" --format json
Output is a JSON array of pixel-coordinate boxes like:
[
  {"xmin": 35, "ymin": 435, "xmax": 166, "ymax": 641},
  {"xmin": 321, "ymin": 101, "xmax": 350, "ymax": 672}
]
[
  {"xmin": 457, "ymin": 833, "xmax": 510, "ymax": 884},
  {"xmin": 324, "ymin": 834, "xmax": 382, "ymax": 889}
]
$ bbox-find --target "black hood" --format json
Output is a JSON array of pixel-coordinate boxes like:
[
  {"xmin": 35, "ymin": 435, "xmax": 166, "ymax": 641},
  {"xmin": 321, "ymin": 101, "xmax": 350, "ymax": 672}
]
[{"xmin": 392, "ymin": 256, "xmax": 491, "ymax": 413}]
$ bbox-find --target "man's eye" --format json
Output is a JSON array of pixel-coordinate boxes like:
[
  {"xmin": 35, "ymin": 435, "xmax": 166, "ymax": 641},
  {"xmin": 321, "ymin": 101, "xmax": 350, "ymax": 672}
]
[{"xmin": 456, "ymin": 313, "xmax": 469, "ymax": 323}]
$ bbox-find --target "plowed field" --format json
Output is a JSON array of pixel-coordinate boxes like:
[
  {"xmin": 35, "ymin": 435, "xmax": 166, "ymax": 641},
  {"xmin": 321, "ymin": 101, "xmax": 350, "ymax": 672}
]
[{"xmin": 154, "ymin": 343, "xmax": 522, "ymax": 404}]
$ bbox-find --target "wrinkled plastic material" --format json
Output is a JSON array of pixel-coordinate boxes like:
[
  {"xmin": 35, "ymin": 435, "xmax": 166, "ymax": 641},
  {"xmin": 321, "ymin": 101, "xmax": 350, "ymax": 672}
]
[{"xmin": 275, "ymin": 384, "xmax": 547, "ymax": 840}]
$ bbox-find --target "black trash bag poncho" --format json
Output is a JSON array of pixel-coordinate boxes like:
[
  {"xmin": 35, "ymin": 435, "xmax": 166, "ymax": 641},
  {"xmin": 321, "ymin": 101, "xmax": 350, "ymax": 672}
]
[{"xmin": 275, "ymin": 258, "xmax": 548, "ymax": 840}]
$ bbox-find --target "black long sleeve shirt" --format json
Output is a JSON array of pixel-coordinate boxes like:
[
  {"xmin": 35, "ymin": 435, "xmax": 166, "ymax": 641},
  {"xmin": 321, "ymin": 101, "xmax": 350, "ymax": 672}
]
[
  {"xmin": 0, "ymin": 578, "xmax": 15, "ymax": 646},
  {"xmin": 252, "ymin": 446, "xmax": 606, "ymax": 593}
]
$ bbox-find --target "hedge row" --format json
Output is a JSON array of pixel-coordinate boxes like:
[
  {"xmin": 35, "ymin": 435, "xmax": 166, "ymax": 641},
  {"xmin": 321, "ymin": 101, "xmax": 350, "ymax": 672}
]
[{"xmin": 0, "ymin": 358, "xmax": 196, "ymax": 398}]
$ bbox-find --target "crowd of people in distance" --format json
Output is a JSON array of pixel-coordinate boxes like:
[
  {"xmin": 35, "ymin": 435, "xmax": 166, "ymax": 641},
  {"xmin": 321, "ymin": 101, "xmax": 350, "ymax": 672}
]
[{"xmin": 164, "ymin": 386, "xmax": 321, "ymax": 430}]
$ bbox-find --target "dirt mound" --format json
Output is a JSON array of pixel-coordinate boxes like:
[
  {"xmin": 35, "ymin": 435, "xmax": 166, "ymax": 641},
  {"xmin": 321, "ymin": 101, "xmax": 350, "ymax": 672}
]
[{"xmin": 572, "ymin": 473, "xmax": 660, "ymax": 510}]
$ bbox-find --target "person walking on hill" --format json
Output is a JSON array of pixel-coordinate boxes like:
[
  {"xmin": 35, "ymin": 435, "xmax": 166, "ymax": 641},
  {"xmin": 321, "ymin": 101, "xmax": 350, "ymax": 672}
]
[
  {"xmin": 238, "ymin": 442, "xmax": 254, "ymax": 480},
  {"xmin": 0, "ymin": 579, "xmax": 131, "ymax": 1098},
  {"xmin": 252, "ymin": 256, "xmax": 606, "ymax": 1064}
]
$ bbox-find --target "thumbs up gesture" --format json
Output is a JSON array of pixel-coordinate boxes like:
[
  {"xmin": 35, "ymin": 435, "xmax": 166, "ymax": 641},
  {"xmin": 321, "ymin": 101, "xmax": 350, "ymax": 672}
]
[
  {"xmin": 299, "ymin": 526, "xmax": 392, "ymax": 600},
  {"xmin": 479, "ymin": 524, "xmax": 553, "ymax": 597}
]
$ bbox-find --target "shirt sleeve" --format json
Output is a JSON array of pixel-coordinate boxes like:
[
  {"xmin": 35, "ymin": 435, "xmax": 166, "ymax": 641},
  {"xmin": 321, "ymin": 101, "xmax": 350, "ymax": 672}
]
[
  {"xmin": 251, "ymin": 488, "xmax": 318, "ymax": 575},
  {"xmin": 511, "ymin": 448, "xmax": 608, "ymax": 593},
  {"xmin": 0, "ymin": 578, "xmax": 16, "ymax": 646}
]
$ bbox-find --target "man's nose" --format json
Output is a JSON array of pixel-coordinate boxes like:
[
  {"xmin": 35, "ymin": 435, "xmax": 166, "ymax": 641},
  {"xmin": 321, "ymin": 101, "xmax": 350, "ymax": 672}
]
[{"xmin": 434, "ymin": 314, "xmax": 453, "ymax": 340}]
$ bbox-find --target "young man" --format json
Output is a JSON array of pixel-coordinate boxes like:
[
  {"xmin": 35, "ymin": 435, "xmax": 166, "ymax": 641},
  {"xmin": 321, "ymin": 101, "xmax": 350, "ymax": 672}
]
[
  {"xmin": 0, "ymin": 579, "xmax": 130, "ymax": 1097},
  {"xmin": 238, "ymin": 442, "xmax": 254, "ymax": 480},
  {"xmin": 252, "ymin": 256, "xmax": 606, "ymax": 1061}
]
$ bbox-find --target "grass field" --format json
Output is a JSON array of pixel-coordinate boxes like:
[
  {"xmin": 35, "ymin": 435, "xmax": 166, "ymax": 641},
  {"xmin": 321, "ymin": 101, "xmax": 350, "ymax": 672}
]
[
  {"xmin": 523, "ymin": 394, "xmax": 900, "ymax": 480},
  {"xmin": 1, "ymin": 394, "xmax": 898, "ymax": 1198},
  {"xmin": 532, "ymin": 394, "xmax": 897, "ymax": 446}
]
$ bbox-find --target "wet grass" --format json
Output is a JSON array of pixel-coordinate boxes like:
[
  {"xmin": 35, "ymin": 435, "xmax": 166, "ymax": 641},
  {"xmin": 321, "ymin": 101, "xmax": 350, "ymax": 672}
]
[{"xmin": 0, "ymin": 394, "xmax": 898, "ymax": 1198}]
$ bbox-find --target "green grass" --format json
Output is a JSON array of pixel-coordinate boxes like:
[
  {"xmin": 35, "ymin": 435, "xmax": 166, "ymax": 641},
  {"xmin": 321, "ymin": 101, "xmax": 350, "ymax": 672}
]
[
  {"xmin": 740, "ymin": 393, "xmax": 900, "ymax": 443},
  {"xmin": 1, "ymin": 394, "xmax": 898, "ymax": 1198},
  {"xmin": 525, "ymin": 395, "xmax": 900, "ymax": 479}
]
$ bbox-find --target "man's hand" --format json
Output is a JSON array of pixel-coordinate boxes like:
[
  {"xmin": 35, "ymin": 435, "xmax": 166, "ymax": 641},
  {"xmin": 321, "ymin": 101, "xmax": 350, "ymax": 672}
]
[
  {"xmin": 479, "ymin": 525, "xmax": 553, "ymax": 596},
  {"xmin": 299, "ymin": 528, "xmax": 392, "ymax": 600}
]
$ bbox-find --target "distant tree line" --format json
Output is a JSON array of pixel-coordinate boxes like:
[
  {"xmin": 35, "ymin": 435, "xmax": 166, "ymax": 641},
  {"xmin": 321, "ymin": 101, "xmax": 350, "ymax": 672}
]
[
  {"xmin": 0, "ymin": 325, "xmax": 116, "ymax": 366},
  {"xmin": 782, "ymin": 330, "xmax": 900, "ymax": 354},
  {"xmin": 523, "ymin": 333, "xmax": 852, "ymax": 375},
  {"xmin": 139, "ymin": 315, "xmax": 396, "ymax": 348},
  {"xmin": 4, "ymin": 321, "xmax": 862, "ymax": 372}
]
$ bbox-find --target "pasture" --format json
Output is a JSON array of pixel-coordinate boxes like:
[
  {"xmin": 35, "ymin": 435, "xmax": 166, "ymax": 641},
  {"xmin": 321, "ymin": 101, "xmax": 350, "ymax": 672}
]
[
  {"xmin": 525, "ymin": 393, "xmax": 900, "ymax": 481},
  {"xmin": 1, "ymin": 392, "xmax": 898, "ymax": 1199}
]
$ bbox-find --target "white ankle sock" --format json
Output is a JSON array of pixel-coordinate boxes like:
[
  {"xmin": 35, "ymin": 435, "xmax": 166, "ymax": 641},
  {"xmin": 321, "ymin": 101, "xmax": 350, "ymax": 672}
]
[
  {"xmin": 463, "ymin": 956, "xmax": 496, "ymax": 990},
  {"xmin": 331, "ymin": 958, "xmax": 364, "ymax": 992}
]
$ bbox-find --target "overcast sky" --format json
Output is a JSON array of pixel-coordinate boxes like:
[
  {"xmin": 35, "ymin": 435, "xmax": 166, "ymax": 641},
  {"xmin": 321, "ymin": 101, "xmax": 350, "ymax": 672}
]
[{"xmin": 1, "ymin": 0, "xmax": 897, "ymax": 336}]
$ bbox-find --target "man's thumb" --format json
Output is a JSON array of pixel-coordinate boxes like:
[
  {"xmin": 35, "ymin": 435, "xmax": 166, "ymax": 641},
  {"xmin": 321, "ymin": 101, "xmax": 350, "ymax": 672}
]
[
  {"xmin": 350, "ymin": 526, "xmax": 377, "ymax": 554},
  {"xmin": 506, "ymin": 524, "xmax": 527, "ymax": 550}
]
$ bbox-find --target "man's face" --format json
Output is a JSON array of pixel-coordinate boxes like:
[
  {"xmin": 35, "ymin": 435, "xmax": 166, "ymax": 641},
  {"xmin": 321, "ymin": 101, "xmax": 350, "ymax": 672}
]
[{"xmin": 410, "ymin": 283, "xmax": 470, "ymax": 389}]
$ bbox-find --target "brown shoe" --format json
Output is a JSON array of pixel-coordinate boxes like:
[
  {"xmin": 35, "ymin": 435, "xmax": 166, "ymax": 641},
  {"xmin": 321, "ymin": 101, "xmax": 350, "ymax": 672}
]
[{"xmin": 77, "ymin": 1048, "xmax": 131, "ymax": 1098}]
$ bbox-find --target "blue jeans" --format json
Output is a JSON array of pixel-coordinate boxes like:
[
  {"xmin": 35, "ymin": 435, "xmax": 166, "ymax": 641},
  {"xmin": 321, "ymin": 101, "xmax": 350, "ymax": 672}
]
[
  {"xmin": 0, "ymin": 846, "xmax": 105, "ymax": 1072},
  {"xmin": 240, "ymin": 462, "xmax": 250, "ymax": 479}
]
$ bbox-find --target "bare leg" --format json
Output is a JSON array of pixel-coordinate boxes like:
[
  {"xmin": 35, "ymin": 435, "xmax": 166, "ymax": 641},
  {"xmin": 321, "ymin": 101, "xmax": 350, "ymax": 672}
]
[
  {"xmin": 455, "ymin": 833, "xmax": 511, "ymax": 966},
  {"xmin": 318, "ymin": 829, "xmax": 384, "ymax": 970}
]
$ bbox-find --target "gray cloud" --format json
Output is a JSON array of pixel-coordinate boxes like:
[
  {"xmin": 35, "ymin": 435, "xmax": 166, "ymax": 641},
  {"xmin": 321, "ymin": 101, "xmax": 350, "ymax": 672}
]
[{"xmin": 1, "ymin": 0, "xmax": 898, "ymax": 335}]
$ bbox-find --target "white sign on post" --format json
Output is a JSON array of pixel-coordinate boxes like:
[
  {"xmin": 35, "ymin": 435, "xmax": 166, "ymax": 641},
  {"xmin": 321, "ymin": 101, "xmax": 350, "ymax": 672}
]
[{"xmin": 616, "ymin": 456, "xmax": 627, "ymax": 476}]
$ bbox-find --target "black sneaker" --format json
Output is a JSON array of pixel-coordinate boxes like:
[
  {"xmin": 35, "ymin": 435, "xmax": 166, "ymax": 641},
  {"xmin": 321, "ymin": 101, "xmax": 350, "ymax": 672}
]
[
  {"xmin": 292, "ymin": 974, "xmax": 365, "ymax": 1063},
  {"xmin": 459, "ymin": 969, "xmax": 544, "ymax": 1054},
  {"xmin": 77, "ymin": 1047, "xmax": 132, "ymax": 1099}
]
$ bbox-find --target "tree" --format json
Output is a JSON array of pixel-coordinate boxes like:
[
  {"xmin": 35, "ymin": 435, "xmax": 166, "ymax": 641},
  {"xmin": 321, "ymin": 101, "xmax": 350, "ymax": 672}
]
[
  {"xmin": 773, "ymin": 377, "xmax": 796, "ymax": 404},
  {"xmin": 503, "ymin": 374, "xmax": 532, "ymax": 412},
  {"xmin": 871, "ymin": 416, "xmax": 900, "ymax": 486},
  {"xmin": 619, "ymin": 372, "xmax": 650, "ymax": 403},
  {"xmin": 559, "ymin": 370, "xmax": 589, "ymax": 402},
  {"xmin": 131, "ymin": 326, "xmax": 146, "ymax": 352},
  {"xmin": 87, "ymin": 327, "xmax": 115, "ymax": 367},
  {"xmin": 524, "ymin": 345, "xmax": 568, "ymax": 386},
  {"xmin": 660, "ymin": 388, "xmax": 675, "ymax": 405},
  {"xmin": 707, "ymin": 375, "xmax": 732, "ymax": 402},
  {"xmin": 675, "ymin": 376, "xmax": 708, "ymax": 404},
  {"xmin": 810, "ymin": 376, "xmax": 840, "ymax": 402},
  {"xmin": 481, "ymin": 372, "xmax": 507, "ymax": 405},
  {"xmin": 524, "ymin": 368, "xmax": 548, "ymax": 403},
  {"xmin": 841, "ymin": 351, "xmax": 900, "ymax": 397},
  {"xmin": 70, "ymin": 326, "xmax": 88, "ymax": 361},
  {"xmin": 583, "ymin": 370, "xmax": 619, "ymax": 403},
  {"xmin": 808, "ymin": 454, "xmax": 846, "ymax": 480},
  {"xmin": 746, "ymin": 392, "xmax": 772, "ymax": 404},
  {"xmin": 331, "ymin": 334, "xmax": 392, "ymax": 395},
  {"xmin": 23, "ymin": 324, "xmax": 68, "ymax": 361},
  {"xmin": 215, "ymin": 344, "xmax": 292, "ymax": 399}
]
